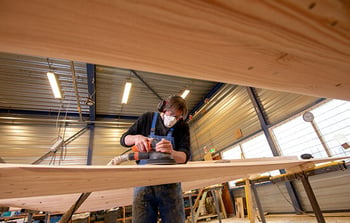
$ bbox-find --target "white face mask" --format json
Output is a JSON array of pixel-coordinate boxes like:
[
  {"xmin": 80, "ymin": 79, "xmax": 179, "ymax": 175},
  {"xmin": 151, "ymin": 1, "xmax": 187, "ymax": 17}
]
[{"xmin": 163, "ymin": 114, "xmax": 177, "ymax": 128}]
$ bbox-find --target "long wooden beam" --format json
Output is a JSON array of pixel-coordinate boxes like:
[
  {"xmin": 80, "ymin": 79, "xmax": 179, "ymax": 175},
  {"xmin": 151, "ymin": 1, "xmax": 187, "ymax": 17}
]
[
  {"xmin": 0, "ymin": 177, "xmax": 235, "ymax": 213},
  {"xmin": 0, "ymin": 156, "xmax": 347, "ymax": 199},
  {"xmin": 0, "ymin": 0, "xmax": 349, "ymax": 100},
  {"xmin": 0, "ymin": 156, "xmax": 349, "ymax": 212}
]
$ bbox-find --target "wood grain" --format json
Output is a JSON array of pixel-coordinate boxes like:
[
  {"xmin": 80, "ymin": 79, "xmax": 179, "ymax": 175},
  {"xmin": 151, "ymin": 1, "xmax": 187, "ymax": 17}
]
[
  {"xmin": 0, "ymin": 0, "xmax": 349, "ymax": 100},
  {"xmin": 0, "ymin": 178, "xmax": 237, "ymax": 213},
  {"xmin": 0, "ymin": 156, "xmax": 348, "ymax": 212}
]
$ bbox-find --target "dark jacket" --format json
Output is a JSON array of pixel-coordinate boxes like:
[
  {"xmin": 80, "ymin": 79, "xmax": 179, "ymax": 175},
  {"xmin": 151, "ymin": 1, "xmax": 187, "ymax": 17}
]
[{"xmin": 120, "ymin": 112, "xmax": 191, "ymax": 163}]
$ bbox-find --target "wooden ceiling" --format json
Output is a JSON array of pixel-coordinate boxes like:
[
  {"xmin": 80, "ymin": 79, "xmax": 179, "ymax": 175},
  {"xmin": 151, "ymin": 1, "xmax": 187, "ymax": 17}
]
[{"xmin": 0, "ymin": 0, "xmax": 349, "ymax": 100}]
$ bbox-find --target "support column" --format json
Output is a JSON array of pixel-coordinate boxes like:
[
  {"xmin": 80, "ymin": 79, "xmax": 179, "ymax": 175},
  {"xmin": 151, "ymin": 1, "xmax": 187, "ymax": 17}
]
[
  {"xmin": 245, "ymin": 179, "xmax": 255, "ymax": 223},
  {"xmin": 211, "ymin": 189, "xmax": 222, "ymax": 223},
  {"xmin": 246, "ymin": 87, "xmax": 303, "ymax": 214},
  {"xmin": 300, "ymin": 173, "xmax": 326, "ymax": 223},
  {"xmin": 250, "ymin": 182, "xmax": 266, "ymax": 223},
  {"xmin": 86, "ymin": 63, "xmax": 96, "ymax": 166}
]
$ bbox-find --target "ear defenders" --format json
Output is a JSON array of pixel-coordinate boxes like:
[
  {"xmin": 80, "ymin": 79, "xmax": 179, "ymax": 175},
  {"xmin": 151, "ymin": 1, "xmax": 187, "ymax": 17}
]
[{"xmin": 157, "ymin": 99, "xmax": 167, "ymax": 112}]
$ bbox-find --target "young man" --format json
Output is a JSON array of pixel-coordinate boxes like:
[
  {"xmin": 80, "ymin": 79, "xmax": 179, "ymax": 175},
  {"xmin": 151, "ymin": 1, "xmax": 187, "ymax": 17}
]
[{"xmin": 120, "ymin": 95, "xmax": 190, "ymax": 223}]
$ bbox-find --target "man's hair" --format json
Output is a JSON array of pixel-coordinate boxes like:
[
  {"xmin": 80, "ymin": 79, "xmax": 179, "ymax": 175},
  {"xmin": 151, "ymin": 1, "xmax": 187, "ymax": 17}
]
[{"xmin": 164, "ymin": 95, "xmax": 188, "ymax": 119}]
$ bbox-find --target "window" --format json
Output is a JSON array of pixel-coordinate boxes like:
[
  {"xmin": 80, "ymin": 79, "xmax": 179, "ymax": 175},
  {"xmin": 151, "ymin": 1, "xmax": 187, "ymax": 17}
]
[
  {"xmin": 241, "ymin": 134, "xmax": 274, "ymax": 158},
  {"xmin": 311, "ymin": 99, "xmax": 350, "ymax": 157},
  {"xmin": 221, "ymin": 133, "xmax": 279, "ymax": 187},
  {"xmin": 272, "ymin": 117, "xmax": 328, "ymax": 158},
  {"xmin": 222, "ymin": 99, "xmax": 350, "ymax": 188},
  {"xmin": 272, "ymin": 99, "xmax": 350, "ymax": 158},
  {"xmin": 222, "ymin": 145, "xmax": 242, "ymax": 159}
]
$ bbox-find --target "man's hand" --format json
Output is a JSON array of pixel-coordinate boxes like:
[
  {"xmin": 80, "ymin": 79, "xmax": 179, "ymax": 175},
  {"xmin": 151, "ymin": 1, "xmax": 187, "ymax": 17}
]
[
  {"xmin": 154, "ymin": 138, "xmax": 187, "ymax": 164},
  {"xmin": 126, "ymin": 135, "xmax": 152, "ymax": 152},
  {"xmin": 154, "ymin": 138, "xmax": 173, "ymax": 154}
]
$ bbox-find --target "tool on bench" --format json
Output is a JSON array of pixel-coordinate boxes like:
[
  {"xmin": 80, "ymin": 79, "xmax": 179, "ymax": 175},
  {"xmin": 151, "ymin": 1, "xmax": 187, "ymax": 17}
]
[
  {"xmin": 301, "ymin": 153, "xmax": 313, "ymax": 160},
  {"xmin": 108, "ymin": 138, "xmax": 176, "ymax": 165}
]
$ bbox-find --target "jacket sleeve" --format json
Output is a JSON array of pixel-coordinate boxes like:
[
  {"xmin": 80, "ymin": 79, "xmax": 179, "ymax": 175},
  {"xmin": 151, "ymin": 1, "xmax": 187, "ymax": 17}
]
[
  {"xmin": 120, "ymin": 112, "xmax": 152, "ymax": 147},
  {"xmin": 174, "ymin": 121, "xmax": 191, "ymax": 163}
]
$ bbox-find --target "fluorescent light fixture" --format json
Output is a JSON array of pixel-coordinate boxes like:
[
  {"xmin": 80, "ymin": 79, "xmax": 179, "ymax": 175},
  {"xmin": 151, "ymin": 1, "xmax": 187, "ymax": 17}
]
[
  {"xmin": 181, "ymin": 89, "xmax": 190, "ymax": 99},
  {"xmin": 50, "ymin": 137, "xmax": 64, "ymax": 152},
  {"xmin": 122, "ymin": 82, "xmax": 132, "ymax": 104},
  {"xmin": 47, "ymin": 72, "xmax": 62, "ymax": 99}
]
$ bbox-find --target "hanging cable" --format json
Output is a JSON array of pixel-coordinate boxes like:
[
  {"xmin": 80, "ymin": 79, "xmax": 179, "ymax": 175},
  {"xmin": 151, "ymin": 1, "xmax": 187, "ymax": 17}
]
[{"xmin": 274, "ymin": 182, "xmax": 315, "ymax": 217}]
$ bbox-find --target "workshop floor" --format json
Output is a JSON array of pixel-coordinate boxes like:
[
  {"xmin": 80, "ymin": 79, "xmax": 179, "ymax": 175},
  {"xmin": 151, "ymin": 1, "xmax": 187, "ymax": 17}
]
[{"xmin": 199, "ymin": 212, "xmax": 350, "ymax": 223}]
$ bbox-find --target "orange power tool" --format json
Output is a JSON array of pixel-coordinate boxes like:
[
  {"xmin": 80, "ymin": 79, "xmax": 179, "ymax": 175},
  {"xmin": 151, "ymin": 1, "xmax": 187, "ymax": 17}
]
[{"xmin": 108, "ymin": 139, "xmax": 176, "ymax": 165}]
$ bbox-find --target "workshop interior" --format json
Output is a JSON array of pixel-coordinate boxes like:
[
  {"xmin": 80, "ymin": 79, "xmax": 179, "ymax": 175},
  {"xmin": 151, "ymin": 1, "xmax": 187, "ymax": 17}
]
[{"xmin": 1, "ymin": 1, "xmax": 350, "ymax": 223}]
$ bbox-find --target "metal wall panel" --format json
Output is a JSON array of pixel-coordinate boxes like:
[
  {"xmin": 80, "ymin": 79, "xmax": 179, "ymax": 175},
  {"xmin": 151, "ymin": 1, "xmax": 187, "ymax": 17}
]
[
  {"xmin": 293, "ymin": 169, "xmax": 350, "ymax": 212},
  {"xmin": 256, "ymin": 182, "xmax": 296, "ymax": 213},
  {"xmin": 92, "ymin": 122, "xmax": 134, "ymax": 165},
  {"xmin": 232, "ymin": 182, "xmax": 296, "ymax": 213},
  {"xmin": 189, "ymin": 85, "xmax": 260, "ymax": 160},
  {"xmin": 255, "ymin": 88, "xmax": 319, "ymax": 125},
  {"xmin": 0, "ymin": 121, "xmax": 89, "ymax": 165},
  {"xmin": 0, "ymin": 115, "xmax": 138, "ymax": 165},
  {"xmin": 231, "ymin": 170, "xmax": 350, "ymax": 214}
]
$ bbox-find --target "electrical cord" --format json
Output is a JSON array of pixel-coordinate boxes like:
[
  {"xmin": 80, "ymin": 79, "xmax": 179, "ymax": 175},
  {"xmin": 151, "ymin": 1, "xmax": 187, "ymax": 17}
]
[{"xmin": 274, "ymin": 182, "xmax": 316, "ymax": 217}]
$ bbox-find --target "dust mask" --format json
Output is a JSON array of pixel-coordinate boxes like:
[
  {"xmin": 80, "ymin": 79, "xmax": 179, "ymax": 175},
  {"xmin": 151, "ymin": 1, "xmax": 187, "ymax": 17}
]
[{"xmin": 163, "ymin": 114, "xmax": 177, "ymax": 128}]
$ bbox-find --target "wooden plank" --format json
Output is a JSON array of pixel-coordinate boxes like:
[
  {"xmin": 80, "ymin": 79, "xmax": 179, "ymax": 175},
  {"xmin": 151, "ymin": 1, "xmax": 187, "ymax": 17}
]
[
  {"xmin": 0, "ymin": 1, "xmax": 349, "ymax": 100},
  {"xmin": 0, "ymin": 189, "xmax": 133, "ymax": 213},
  {"xmin": 245, "ymin": 179, "xmax": 255, "ymax": 223},
  {"xmin": 0, "ymin": 157, "xmax": 345, "ymax": 200},
  {"xmin": 0, "ymin": 177, "xmax": 238, "ymax": 213},
  {"xmin": 0, "ymin": 177, "xmax": 238, "ymax": 212}
]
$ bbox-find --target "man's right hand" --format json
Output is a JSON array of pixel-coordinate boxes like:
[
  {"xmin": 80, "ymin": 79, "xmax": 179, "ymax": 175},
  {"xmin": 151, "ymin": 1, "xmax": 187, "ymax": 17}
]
[{"xmin": 127, "ymin": 135, "xmax": 152, "ymax": 152}]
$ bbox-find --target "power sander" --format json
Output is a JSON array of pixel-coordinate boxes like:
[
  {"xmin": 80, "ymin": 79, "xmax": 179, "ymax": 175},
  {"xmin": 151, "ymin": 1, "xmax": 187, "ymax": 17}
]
[{"xmin": 108, "ymin": 139, "xmax": 176, "ymax": 165}]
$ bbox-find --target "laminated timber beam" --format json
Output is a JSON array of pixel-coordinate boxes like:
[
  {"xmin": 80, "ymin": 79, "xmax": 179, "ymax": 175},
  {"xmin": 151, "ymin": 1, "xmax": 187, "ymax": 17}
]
[
  {"xmin": 0, "ymin": 156, "xmax": 349, "ymax": 213},
  {"xmin": 0, "ymin": 0, "xmax": 349, "ymax": 100}
]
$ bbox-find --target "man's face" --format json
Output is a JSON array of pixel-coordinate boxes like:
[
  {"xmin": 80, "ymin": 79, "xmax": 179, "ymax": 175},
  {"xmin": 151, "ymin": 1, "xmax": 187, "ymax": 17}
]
[{"xmin": 165, "ymin": 109, "xmax": 183, "ymax": 121}]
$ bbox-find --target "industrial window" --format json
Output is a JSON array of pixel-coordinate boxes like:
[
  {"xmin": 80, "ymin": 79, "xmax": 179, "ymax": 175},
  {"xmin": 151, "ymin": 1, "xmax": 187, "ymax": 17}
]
[
  {"xmin": 222, "ymin": 133, "xmax": 279, "ymax": 187},
  {"xmin": 222, "ymin": 99, "xmax": 350, "ymax": 188},
  {"xmin": 241, "ymin": 134, "xmax": 274, "ymax": 158},
  {"xmin": 272, "ymin": 99, "xmax": 350, "ymax": 158},
  {"xmin": 222, "ymin": 134, "xmax": 274, "ymax": 159},
  {"xmin": 221, "ymin": 145, "xmax": 242, "ymax": 188},
  {"xmin": 221, "ymin": 145, "xmax": 241, "ymax": 159}
]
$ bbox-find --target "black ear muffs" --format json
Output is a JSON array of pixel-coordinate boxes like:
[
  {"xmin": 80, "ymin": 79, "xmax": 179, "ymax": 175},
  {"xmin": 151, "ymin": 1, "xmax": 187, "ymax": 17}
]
[{"xmin": 157, "ymin": 100, "xmax": 167, "ymax": 112}]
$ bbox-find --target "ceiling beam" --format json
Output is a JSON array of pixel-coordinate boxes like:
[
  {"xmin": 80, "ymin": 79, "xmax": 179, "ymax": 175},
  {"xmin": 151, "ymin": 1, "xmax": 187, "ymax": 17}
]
[
  {"xmin": 86, "ymin": 64, "xmax": 96, "ymax": 121},
  {"xmin": 131, "ymin": 70, "xmax": 163, "ymax": 101}
]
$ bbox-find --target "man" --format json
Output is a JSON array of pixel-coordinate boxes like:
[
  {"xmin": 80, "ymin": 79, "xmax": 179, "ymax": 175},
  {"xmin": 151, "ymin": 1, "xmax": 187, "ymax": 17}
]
[{"xmin": 120, "ymin": 95, "xmax": 190, "ymax": 223}]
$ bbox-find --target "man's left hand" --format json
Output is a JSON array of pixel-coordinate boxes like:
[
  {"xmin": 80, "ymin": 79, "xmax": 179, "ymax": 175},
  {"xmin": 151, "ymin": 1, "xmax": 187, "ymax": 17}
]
[{"xmin": 155, "ymin": 138, "xmax": 173, "ymax": 154}]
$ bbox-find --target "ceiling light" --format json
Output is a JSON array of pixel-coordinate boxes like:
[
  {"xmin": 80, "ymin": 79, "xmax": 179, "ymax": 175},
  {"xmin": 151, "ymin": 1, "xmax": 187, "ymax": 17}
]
[
  {"xmin": 122, "ymin": 82, "xmax": 132, "ymax": 104},
  {"xmin": 50, "ymin": 137, "xmax": 64, "ymax": 152},
  {"xmin": 181, "ymin": 89, "xmax": 190, "ymax": 99},
  {"xmin": 47, "ymin": 72, "xmax": 62, "ymax": 99}
]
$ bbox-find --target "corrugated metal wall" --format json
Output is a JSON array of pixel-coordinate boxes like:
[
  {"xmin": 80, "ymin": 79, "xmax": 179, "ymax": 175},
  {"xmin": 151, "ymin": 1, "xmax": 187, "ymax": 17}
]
[
  {"xmin": 0, "ymin": 119, "xmax": 136, "ymax": 165},
  {"xmin": 0, "ymin": 121, "xmax": 89, "ymax": 165},
  {"xmin": 92, "ymin": 123, "xmax": 134, "ymax": 165},
  {"xmin": 294, "ymin": 169, "xmax": 350, "ymax": 212},
  {"xmin": 256, "ymin": 182, "xmax": 296, "ymax": 213},
  {"xmin": 232, "ymin": 182, "xmax": 295, "ymax": 213},
  {"xmin": 231, "ymin": 169, "xmax": 350, "ymax": 213},
  {"xmin": 255, "ymin": 88, "xmax": 320, "ymax": 125},
  {"xmin": 189, "ymin": 85, "xmax": 320, "ymax": 160},
  {"xmin": 189, "ymin": 85, "xmax": 260, "ymax": 160}
]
